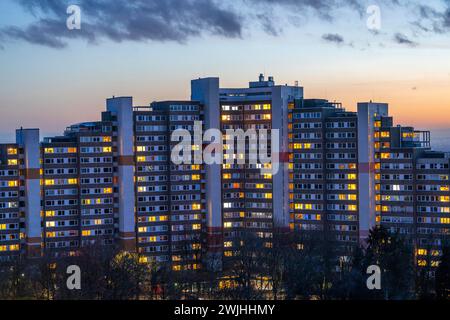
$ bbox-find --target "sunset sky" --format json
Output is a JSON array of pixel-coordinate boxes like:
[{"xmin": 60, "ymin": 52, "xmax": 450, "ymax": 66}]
[{"xmin": 0, "ymin": 0, "xmax": 449, "ymax": 141}]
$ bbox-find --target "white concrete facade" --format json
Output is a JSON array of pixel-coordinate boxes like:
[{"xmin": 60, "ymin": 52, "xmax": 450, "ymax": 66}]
[
  {"xmin": 16, "ymin": 128, "xmax": 41, "ymax": 256},
  {"xmin": 357, "ymin": 102, "xmax": 389, "ymax": 241},
  {"xmin": 106, "ymin": 97, "xmax": 136, "ymax": 250}
]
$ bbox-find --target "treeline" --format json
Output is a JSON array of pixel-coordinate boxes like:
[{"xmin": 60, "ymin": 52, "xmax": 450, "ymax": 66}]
[{"xmin": 0, "ymin": 226, "xmax": 449, "ymax": 300}]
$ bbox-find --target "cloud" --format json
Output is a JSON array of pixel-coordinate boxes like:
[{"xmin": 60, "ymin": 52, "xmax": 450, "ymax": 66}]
[
  {"xmin": 394, "ymin": 33, "xmax": 418, "ymax": 47},
  {"xmin": 0, "ymin": 0, "xmax": 243, "ymax": 47},
  {"xmin": 412, "ymin": 3, "xmax": 450, "ymax": 34},
  {"xmin": 322, "ymin": 33, "xmax": 345, "ymax": 45},
  {"xmin": 1, "ymin": 0, "xmax": 447, "ymax": 49}
]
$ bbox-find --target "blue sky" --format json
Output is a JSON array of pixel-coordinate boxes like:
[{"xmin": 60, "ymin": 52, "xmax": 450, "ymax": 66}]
[{"xmin": 0, "ymin": 0, "xmax": 450, "ymax": 141}]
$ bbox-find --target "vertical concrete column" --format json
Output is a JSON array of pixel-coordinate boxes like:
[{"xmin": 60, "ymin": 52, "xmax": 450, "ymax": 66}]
[
  {"xmin": 107, "ymin": 97, "xmax": 136, "ymax": 252},
  {"xmin": 357, "ymin": 102, "xmax": 389, "ymax": 242},
  {"xmin": 16, "ymin": 128, "xmax": 42, "ymax": 257},
  {"xmin": 271, "ymin": 86, "xmax": 303, "ymax": 233},
  {"xmin": 191, "ymin": 77, "xmax": 223, "ymax": 271}
]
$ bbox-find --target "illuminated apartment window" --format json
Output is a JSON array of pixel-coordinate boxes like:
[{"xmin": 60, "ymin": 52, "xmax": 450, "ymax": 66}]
[
  {"xmin": 7, "ymin": 148, "xmax": 17, "ymax": 155},
  {"xmin": 381, "ymin": 131, "xmax": 390, "ymax": 138},
  {"xmin": 192, "ymin": 204, "xmax": 201, "ymax": 210},
  {"xmin": 45, "ymin": 179, "xmax": 55, "ymax": 186},
  {"xmin": 68, "ymin": 148, "xmax": 77, "ymax": 153},
  {"xmin": 418, "ymin": 260, "xmax": 427, "ymax": 267},
  {"xmin": 103, "ymin": 188, "xmax": 113, "ymax": 194},
  {"xmin": 46, "ymin": 221, "xmax": 55, "ymax": 228},
  {"xmin": 374, "ymin": 121, "xmax": 381, "ymax": 128},
  {"xmin": 417, "ymin": 249, "xmax": 428, "ymax": 256},
  {"xmin": 223, "ymin": 173, "xmax": 231, "ymax": 179},
  {"xmin": 7, "ymin": 159, "xmax": 18, "ymax": 166},
  {"xmin": 46, "ymin": 211, "xmax": 55, "ymax": 217},
  {"xmin": 44, "ymin": 148, "xmax": 54, "ymax": 154},
  {"xmin": 103, "ymin": 147, "xmax": 112, "ymax": 153},
  {"xmin": 191, "ymin": 174, "xmax": 200, "ymax": 181},
  {"xmin": 67, "ymin": 179, "xmax": 78, "ymax": 185},
  {"xmin": 103, "ymin": 136, "xmax": 112, "ymax": 142},
  {"xmin": 402, "ymin": 132, "xmax": 414, "ymax": 138}
]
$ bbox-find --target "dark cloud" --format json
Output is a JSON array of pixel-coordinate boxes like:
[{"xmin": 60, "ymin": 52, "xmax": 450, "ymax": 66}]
[
  {"xmin": 322, "ymin": 33, "xmax": 345, "ymax": 45},
  {"xmin": 1, "ymin": 0, "xmax": 446, "ymax": 49},
  {"xmin": 394, "ymin": 33, "xmax": 418, "ymax": 47},
  {"xmin": 0, "ymin": 0, "xmax": 243, "ymax": 47},
  {"xmin": 412, "ymin": 3, "xmax": 450, "ymax": 34}
]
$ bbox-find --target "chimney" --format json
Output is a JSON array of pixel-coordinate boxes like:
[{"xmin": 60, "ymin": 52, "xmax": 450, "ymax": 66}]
[{"xmin": 259, "ymin": 73, "xmax": 264, "ymax": 82}]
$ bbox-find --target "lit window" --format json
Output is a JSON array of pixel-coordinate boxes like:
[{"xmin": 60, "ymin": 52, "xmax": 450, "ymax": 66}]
[
  {"xmin": 7, "ymin": 148, "xmax": 17, "ymax": 155},
  {"xmin": 8, "ymin": 181, "xmax": 18, "ymax": 187},
  {"xmin": 103, "ymin": 188, "xmax": 113, "ymax": 194}
]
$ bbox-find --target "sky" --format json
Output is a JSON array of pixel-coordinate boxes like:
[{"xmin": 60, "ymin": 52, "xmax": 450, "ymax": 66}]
[{"xmin": 0, "ymin": 0, "xmax": 450, "ymax": 145}]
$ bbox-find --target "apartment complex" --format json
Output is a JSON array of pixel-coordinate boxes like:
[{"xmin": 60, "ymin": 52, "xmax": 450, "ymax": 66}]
[
  {"xmin": 290, "ymin": 99, "xmax": 359, "ymax": 250},
  {"xmin": 0, "ymin": 75, "xmax": 448, "ymax": 270}
]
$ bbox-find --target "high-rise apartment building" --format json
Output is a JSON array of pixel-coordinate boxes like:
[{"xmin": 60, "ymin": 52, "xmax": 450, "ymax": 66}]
[
  {"xmin": 0, "ymin": 75, "xmax": 448, "ymax": 269},
  {"xmin": 290, "ymin": 99, "xmax": 359, "ymax": 251}
]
